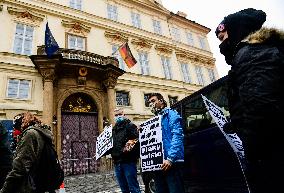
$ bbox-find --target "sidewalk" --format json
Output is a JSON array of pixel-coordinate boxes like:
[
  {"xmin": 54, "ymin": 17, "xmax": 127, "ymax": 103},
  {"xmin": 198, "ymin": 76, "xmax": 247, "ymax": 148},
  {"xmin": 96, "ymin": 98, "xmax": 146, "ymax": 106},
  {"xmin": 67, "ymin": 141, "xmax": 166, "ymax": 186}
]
[{"xmin": 62, "ymin": 171, "xmax": 145, "ymax": 193}]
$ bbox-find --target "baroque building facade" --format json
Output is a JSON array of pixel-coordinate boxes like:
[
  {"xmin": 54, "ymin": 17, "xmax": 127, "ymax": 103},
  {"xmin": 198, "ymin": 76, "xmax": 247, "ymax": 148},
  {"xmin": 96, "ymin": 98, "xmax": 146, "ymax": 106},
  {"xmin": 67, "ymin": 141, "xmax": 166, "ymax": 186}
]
[{"xmin": 0, "ymin": 0, "xmax": 217, "ymax": 174}]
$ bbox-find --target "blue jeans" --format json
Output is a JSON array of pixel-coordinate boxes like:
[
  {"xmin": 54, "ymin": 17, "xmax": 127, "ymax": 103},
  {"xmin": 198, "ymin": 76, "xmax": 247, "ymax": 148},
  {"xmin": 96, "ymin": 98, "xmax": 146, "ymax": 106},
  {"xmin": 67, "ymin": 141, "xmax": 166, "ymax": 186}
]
[
  {"xmin": 114, "ymin": 162, "xmax": 141, "ymax": 193},
  {"xmin": 153, "ymin": 162, "xmax": 185, "ymax": 193}
]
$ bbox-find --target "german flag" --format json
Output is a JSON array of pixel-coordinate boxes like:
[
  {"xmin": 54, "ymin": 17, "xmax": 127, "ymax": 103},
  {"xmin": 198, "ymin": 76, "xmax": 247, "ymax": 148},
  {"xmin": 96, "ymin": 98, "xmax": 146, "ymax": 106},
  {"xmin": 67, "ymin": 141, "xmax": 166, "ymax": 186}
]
[{"xmin": 119, "ymin": 43, "xmax": 137, "ymax": 68}]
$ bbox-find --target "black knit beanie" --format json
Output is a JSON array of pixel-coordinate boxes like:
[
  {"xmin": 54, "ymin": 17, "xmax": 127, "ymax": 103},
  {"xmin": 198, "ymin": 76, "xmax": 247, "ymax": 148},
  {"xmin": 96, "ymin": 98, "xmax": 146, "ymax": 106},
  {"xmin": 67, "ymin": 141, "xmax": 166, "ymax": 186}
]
[{"xmin": 215, "ymin": 8, "xmax": 266, "ymax": 46}]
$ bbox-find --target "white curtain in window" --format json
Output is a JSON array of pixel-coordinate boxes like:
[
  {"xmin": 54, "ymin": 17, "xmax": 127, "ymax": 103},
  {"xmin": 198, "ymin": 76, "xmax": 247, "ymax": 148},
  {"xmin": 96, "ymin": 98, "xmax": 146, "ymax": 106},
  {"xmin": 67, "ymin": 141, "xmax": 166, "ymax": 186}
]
[
  {"xmin": 138, "ymin": 52, "xmax": 150, "ymax": 75},
  {"xmin": 13, "ymin": 23, "xmax": 34, "ymax": 55}
]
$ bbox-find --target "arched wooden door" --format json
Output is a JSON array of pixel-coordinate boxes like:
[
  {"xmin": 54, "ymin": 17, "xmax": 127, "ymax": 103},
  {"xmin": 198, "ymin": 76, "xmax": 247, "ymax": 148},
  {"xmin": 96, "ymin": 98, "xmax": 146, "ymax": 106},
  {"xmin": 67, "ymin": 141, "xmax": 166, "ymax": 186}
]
[{"xmin": 61, "ymin": 93, "xmax": 99, "ymax": 175}]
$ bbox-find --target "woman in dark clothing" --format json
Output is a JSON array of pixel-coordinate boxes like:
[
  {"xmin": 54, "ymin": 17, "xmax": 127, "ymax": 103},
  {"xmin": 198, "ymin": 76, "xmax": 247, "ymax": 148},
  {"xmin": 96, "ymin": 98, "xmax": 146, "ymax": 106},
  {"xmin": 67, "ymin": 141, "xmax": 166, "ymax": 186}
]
[
  {"xmin": 216, "ymin": 8, "xmax": 284, "ymax": 193},
  {"xmin": 0, "ymin": 123, "xmax": 12, "ymax": 189}
]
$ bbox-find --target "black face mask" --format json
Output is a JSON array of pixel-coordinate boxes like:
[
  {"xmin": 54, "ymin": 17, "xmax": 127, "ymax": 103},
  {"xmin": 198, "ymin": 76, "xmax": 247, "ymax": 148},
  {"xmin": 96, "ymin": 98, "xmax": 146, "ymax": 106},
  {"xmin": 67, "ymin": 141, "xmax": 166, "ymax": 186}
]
[{"xmin": 219, "ymin": 38, "xmax": 235, "ymax": 65}]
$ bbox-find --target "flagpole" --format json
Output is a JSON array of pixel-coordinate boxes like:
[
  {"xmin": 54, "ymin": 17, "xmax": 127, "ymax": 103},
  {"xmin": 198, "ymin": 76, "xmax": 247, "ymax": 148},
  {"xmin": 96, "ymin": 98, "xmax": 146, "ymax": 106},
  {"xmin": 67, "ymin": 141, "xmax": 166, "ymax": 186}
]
[{"xmin": 111, "ymin": 42, "xmax": 127, "ymax": 56}]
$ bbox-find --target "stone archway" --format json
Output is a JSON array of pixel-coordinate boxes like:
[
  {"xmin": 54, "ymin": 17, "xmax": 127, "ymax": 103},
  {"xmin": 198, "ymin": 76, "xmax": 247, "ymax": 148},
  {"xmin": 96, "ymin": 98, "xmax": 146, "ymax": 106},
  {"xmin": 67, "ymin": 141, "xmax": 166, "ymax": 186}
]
[{"xmin": 60, "ymin": 92, "xmax": 99, "ymax": 175}]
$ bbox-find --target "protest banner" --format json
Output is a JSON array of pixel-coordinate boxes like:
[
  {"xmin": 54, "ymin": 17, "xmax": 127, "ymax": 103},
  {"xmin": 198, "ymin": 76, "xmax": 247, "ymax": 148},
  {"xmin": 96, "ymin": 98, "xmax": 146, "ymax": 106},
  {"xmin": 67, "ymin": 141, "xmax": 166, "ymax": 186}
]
[
  {"xmin": 202, "ymin": 94, "xmax": 251, "ymax": 193},
  {"xmin": 139, "ymin": 116, "xmax": 163, "ymax": 172},
  {"xmin": 95, "ymin": 125, "xmax": 113, "ymax": 160}
]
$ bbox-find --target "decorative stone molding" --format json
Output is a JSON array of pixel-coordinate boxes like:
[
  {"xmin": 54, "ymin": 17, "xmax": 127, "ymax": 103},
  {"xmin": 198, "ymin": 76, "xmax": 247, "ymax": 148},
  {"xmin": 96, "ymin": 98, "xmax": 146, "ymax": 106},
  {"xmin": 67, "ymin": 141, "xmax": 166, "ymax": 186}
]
[
  {"xmin": 103, "ymin": 76, "xmax": 117, "ymax": 89},
  {"xmin": 7, "ymin": 7, "xmax": 45, "ymax": 22},
  {"xmin": 175, "ymin": 51, "xmax": 190, "ymax": 62},
  {"xmin": 155, "ymin": 45, "xmax": 172, "ymax": 56},
  {"xmin": 62, "ymin": 20, "xmax": 91, "ymax": 36},
  {"xmin": 104, "ymin": 31, "xmax": 128, "ymax": 44},
  {"xmin": 131, "ymin": 38, "xmax": 153, "ymax": 51},
  {"xmin": 40, "ymin": 68, "xmax": 56, "ymax": 82},
  {"xmin": 104, "ymin": 56, "xmax": 119, "ymax": 67}
]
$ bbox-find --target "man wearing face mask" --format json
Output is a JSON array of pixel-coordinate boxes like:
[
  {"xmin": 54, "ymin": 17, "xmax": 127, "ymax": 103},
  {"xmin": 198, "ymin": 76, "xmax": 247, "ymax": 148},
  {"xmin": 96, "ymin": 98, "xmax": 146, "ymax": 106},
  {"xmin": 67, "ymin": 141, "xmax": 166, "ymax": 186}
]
[
  {"xmin": 216, "ymin": 8, "xmax": 284, "ymax": 193},
  {"xmin": 110, "ymin": 108, "xmax": 141, "ymax": 193},
  {"xmin": 148, "ymin": 93, "xmax": 185, "ymax": 193}
]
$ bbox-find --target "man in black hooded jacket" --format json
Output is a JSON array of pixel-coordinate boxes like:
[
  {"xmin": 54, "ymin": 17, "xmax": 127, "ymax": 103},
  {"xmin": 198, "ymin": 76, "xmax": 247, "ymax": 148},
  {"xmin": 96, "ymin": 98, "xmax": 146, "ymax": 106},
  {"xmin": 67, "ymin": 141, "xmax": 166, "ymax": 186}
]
[{"xmin": 216, "ymin": 8, "xmax": 284, "ymax": 193}]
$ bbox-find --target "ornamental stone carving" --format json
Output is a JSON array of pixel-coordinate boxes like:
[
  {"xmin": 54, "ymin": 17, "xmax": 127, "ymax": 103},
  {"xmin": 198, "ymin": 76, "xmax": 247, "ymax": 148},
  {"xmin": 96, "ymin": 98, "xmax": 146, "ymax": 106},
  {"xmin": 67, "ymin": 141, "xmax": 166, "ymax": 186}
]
[
  {"xmin": 104, "ymin": 31, "xmax": 128, "ymax": 44},
  {"xmin": 155, "ymin": 45, "xmax": 172, "ymax": 56},
  {"xmin": 7, "ymin": 7, "xmax": 45, "ymax": 22},
  {"xmin": 40, "ymin": 68, "xmax": 56, "ymax": 82},
  {"xmin": 131, "ymin": 38, "xmax": 153, "ymax": 51},
  {"xmin": 62, "ymin": 20, "xmax": 91, "ymax": 36}
]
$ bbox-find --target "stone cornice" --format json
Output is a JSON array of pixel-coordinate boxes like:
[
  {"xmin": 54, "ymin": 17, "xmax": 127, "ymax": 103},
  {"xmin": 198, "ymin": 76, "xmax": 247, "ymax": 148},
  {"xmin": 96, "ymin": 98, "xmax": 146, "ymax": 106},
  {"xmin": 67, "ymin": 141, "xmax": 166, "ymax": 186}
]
[
  {"xmin": 104, "ymin": 31, "xmax": 128, "ymax": 44},
  {"xmin": 7, "ymin": 6, "xmax": 45, "ymax": 22},
  {"xmin": 175, "ymin": 49, "xmax": 215, "ymax": 66},
  {"xmin": 62, "ymin": 20, "xmax": 91, "ymax": 36},
  {"xmin": 131, "ymin": 38, "xmax": 153, "ymax": 51}
]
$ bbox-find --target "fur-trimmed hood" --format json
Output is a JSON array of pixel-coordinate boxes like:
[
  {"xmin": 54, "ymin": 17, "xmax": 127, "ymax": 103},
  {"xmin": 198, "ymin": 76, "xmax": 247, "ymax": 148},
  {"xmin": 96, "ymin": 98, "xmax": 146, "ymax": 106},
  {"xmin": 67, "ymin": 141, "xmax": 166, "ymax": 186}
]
[{"xmin": 244, "ymin": 27, "xmax": 284, "ymax": 46}]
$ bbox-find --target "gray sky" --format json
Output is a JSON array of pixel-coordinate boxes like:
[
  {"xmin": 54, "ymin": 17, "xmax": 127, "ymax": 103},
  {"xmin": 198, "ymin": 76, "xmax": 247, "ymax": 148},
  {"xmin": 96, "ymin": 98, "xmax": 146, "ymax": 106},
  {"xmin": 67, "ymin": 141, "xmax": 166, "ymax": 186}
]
[{"xmin": 162, "ymin": 0, "xmax": 284, "ymax": 77}]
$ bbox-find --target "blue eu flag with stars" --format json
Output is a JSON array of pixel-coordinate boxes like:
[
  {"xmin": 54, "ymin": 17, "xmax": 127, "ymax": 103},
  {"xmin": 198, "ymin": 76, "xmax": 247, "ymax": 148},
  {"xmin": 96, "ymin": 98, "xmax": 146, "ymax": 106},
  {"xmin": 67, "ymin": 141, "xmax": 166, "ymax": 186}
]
[{"xmin": 45, "ymin": 22, "xmax": 59, "ymax": 58}]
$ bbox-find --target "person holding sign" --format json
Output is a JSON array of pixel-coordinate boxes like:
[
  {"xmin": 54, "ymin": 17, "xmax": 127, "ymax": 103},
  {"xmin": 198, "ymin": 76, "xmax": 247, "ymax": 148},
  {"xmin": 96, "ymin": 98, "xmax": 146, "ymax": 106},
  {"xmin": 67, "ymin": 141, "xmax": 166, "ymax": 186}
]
[
  {"xmin": 148, "ymin": 93, "xmax": 185, "ymax": 193},
  {"xmin": 216, "ymin": 8, "xmax": 284, "ymax": 193},
  {"xmin": 109, "ymin": 108, "xmax": 141, "ymax": 193}
]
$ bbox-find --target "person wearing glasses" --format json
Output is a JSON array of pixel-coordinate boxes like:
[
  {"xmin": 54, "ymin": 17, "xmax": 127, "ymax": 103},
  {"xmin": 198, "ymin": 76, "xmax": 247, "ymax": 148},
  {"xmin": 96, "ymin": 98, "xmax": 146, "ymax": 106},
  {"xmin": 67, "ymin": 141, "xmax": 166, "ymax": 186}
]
[{"xmin": 148, "ymin": 93, "xmax": 185, "ymax": 193}]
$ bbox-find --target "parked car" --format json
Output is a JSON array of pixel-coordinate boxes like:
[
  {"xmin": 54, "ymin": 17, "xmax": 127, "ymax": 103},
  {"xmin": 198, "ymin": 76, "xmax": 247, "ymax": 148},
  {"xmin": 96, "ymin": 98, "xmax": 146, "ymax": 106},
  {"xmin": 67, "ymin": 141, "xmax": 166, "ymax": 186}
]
[{"xmin": 142, "ymin": 76, "xmax": 249, "ymax": 193}]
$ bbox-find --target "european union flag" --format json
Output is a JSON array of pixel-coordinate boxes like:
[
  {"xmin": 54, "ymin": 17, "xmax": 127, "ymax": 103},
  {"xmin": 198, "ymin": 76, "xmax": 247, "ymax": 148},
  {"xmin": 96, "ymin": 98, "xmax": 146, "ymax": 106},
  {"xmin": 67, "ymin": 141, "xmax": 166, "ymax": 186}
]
[{"xmin": 45, "ymin": 22, "xmax": 59, "ymax": 58}]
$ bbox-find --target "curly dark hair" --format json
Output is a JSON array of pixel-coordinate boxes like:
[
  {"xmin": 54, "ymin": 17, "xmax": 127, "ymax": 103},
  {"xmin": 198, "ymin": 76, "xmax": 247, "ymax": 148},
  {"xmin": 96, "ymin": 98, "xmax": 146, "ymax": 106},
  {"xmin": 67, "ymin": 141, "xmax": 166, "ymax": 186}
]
[{"xmin": 148, "ymin": 93, "xmax": 167, "ymax": 107}]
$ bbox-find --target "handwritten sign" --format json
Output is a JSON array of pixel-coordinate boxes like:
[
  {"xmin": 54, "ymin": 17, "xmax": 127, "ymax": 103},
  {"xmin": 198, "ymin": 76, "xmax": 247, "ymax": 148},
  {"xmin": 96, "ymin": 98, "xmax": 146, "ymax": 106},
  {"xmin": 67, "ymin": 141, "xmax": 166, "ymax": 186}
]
[
  {"xmin": 201, "ymin": 95, "xmax": 245, "ymax": 160},
  {"xmin": 96, "ymin": 125, "xmax": 113, "ymax": 160},
  {"xmin": 139, "ymin": 116, "xmax": 163, "ymax": 172}
]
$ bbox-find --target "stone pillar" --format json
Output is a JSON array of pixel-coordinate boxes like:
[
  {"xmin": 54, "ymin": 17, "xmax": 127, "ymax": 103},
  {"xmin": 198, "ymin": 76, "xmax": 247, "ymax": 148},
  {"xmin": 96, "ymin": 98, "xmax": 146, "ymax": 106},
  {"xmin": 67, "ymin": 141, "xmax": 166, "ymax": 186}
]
[
  {"xmin": 103, "ymin": 77, "xmax": 117, "ymax": 125},
  {"xmin": 41, "ymin": 68, "xmax": 56, "ymax": 127}
]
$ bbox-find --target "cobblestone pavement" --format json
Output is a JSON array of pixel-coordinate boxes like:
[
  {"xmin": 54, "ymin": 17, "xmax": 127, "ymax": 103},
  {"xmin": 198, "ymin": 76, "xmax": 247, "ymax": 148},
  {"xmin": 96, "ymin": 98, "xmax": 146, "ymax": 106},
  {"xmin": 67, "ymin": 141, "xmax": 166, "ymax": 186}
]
[{"xmin": 63, "ymin": 171, "xmax": 145, "ymax": 193}]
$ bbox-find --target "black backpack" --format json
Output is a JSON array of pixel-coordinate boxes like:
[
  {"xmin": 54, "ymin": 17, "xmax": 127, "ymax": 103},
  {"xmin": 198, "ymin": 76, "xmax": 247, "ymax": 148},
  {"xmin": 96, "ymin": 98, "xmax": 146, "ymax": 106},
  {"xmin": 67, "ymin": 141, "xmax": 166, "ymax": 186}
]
[{"xmin": 34, "ymin": 128, "xmax": 64, "ymax": 192}]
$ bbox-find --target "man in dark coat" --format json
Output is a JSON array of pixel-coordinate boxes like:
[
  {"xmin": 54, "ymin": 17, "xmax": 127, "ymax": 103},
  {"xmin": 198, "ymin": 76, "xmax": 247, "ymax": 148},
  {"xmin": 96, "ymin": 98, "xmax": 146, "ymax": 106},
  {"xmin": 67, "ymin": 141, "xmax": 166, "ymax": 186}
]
[
  {"xmin": 110, "ymin": 108, "xmax": 141, "ymax": 193},
  {"xmin": 0, "ymin": 122, "xmax": 12, "ymax": 189},
  {"xmin": 216, "ymin": 8, "xmax": 284, "ymax": 193}
]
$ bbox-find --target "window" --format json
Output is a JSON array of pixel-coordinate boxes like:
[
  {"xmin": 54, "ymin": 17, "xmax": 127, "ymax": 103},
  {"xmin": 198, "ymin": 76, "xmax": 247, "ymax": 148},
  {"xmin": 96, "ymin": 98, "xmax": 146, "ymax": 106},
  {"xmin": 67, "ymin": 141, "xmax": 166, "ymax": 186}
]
[
  {"xmin": 116, "ymin": 91, "xmax": 130, "ymax": 106},
  {"xmin": 107, "ymin": 4, "xmax": 118, "ymax": 21},
  {"xmin": 70, "ymin": 0, "xmax": 82, "ymax": 10},
  {"xmin": 208, "ymin": 68, "xmax": 216, "ymax": 82},
  {"xmin": 169, "ymin": 96, "xmax": 178, "ymax": 106},
  {"xmin": 195, "ymin": 66, "xmax": 205, "ymax": 85},
  {"xmin": 199, "ymin": 37, "xmax": 207, "ymax": 50},
  {"xmin": 112, "ymin": 45, "xmax": 125, "ymax": 70},
  {"xmin": 68, "ymin": 35, "xmax": 85, "ymax": 51},
  {"xmin": 161, "ymin": 56, "xmax": 172, "ymax": 79},
  {"xmin": 131, "ymin": 12, "xmax": 141, "ymax": 28},
  {"xmin": 181, "ymin": 63, "xmax": 192, "ymax": 83},
  {"xmin": 6, "ymin": 79, "xmax": 31, "ymax": 100},
  {"xmin": 13, "ymin": 23, "xmax": 34, "ymax": 55},
  {"xmin": 186, "ymin": 32, "xmax": 194, "ymax": 46},
  {"xmin": 144, "ymin": 93, "xmax": 152, "ymax": 107},
  {"xmin": 152, "ymin": 20, "xmax": 162, "ymax": 35},
  {"xmin": 171, "ymin": 27, "xmax": 181, "ymax": 42},
  {"xmin": 138, "ymin": 52, "xmax": 150, "ymax": 75}
]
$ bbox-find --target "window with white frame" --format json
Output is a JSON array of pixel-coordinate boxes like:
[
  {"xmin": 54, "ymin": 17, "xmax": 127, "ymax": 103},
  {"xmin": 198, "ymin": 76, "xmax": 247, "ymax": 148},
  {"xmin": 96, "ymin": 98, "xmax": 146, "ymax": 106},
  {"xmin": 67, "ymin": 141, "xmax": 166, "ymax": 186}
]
[
  {"xmin": 13, "ymin": 23, "xmax": 34, "ymax": 55},
  {"xmin": 131, "ymin": 12, "xmax": 141, "ymax": 28},
  {"xmin": 181, "ymin": 63, "xmax": 192, "ymax": 83},
  {"xmin": 161, "ymin": 56, "xmax": 172, "ymax": 79},
  {"xmin": 68, "ymin": 35, "xmax": 85, "ymax": 51},
  {"xmin": 199, "ymin": 37, "xmax": 207, "ymax": 50},
  {"xmin": 152, "ymin": 19, "xmax": 162, "ymax": 35},
  {"xmin": 138, "ymin": 51, "xmax": 150, "ymax": 75},
  {"xmin": 107, "ymin": 4, "xmax": 118, "ymax": 21},
  {"xmin": 195, "ymin": 66, "xmax": 205, "ymax": 85},
  {"xmin": 171, "ymin": 27, "xmax": 181, "ymax": 42},
  {"xmin": 208, "ymin": 68, "xmax": 216, "ymax": 82},
  {"xmin": 6, "ymin": 79, "xmax": 31, "ymax": 100},
  {"xmin": 70, "ymin": 0, "xmax": 82, "ymax": 10},
  {"xmin": 186, "ymin": 32, "xmax": 194, "ymax": 46},
  {"xmin": 112, "ymin": 45, "xmax": 125, "ymax": 70},
  {"xmin": 116, "ymin": 91, "xmax": 130, "ymax": 106}
]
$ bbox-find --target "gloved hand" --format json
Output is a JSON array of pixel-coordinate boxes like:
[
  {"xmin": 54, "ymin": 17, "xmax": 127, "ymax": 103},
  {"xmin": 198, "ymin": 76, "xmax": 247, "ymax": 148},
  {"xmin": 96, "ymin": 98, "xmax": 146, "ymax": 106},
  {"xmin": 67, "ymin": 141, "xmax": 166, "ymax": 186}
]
[{"xmin": 223, "ymin": 122, "xmax": 235, "ymax": 134}]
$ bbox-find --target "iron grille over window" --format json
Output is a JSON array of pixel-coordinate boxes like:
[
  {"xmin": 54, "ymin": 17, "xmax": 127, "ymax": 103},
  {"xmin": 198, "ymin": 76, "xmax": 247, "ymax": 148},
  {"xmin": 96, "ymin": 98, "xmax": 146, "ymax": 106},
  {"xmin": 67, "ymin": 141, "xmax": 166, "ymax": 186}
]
[{"xmin": 116, "ymin": 91, "xmax": 130, "ymax": 106}]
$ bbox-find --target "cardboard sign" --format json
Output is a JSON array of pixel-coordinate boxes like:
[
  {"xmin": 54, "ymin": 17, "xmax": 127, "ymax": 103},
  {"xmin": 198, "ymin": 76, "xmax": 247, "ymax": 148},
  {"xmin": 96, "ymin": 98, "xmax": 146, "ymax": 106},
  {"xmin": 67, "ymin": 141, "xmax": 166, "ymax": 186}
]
[
  {"xmin": 96, "ymin": 125, "xmax": 113, "ymax": 160},
  {"xmin": 139, "ymin": 116, "xmax": 163, "ymax": 172}
]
